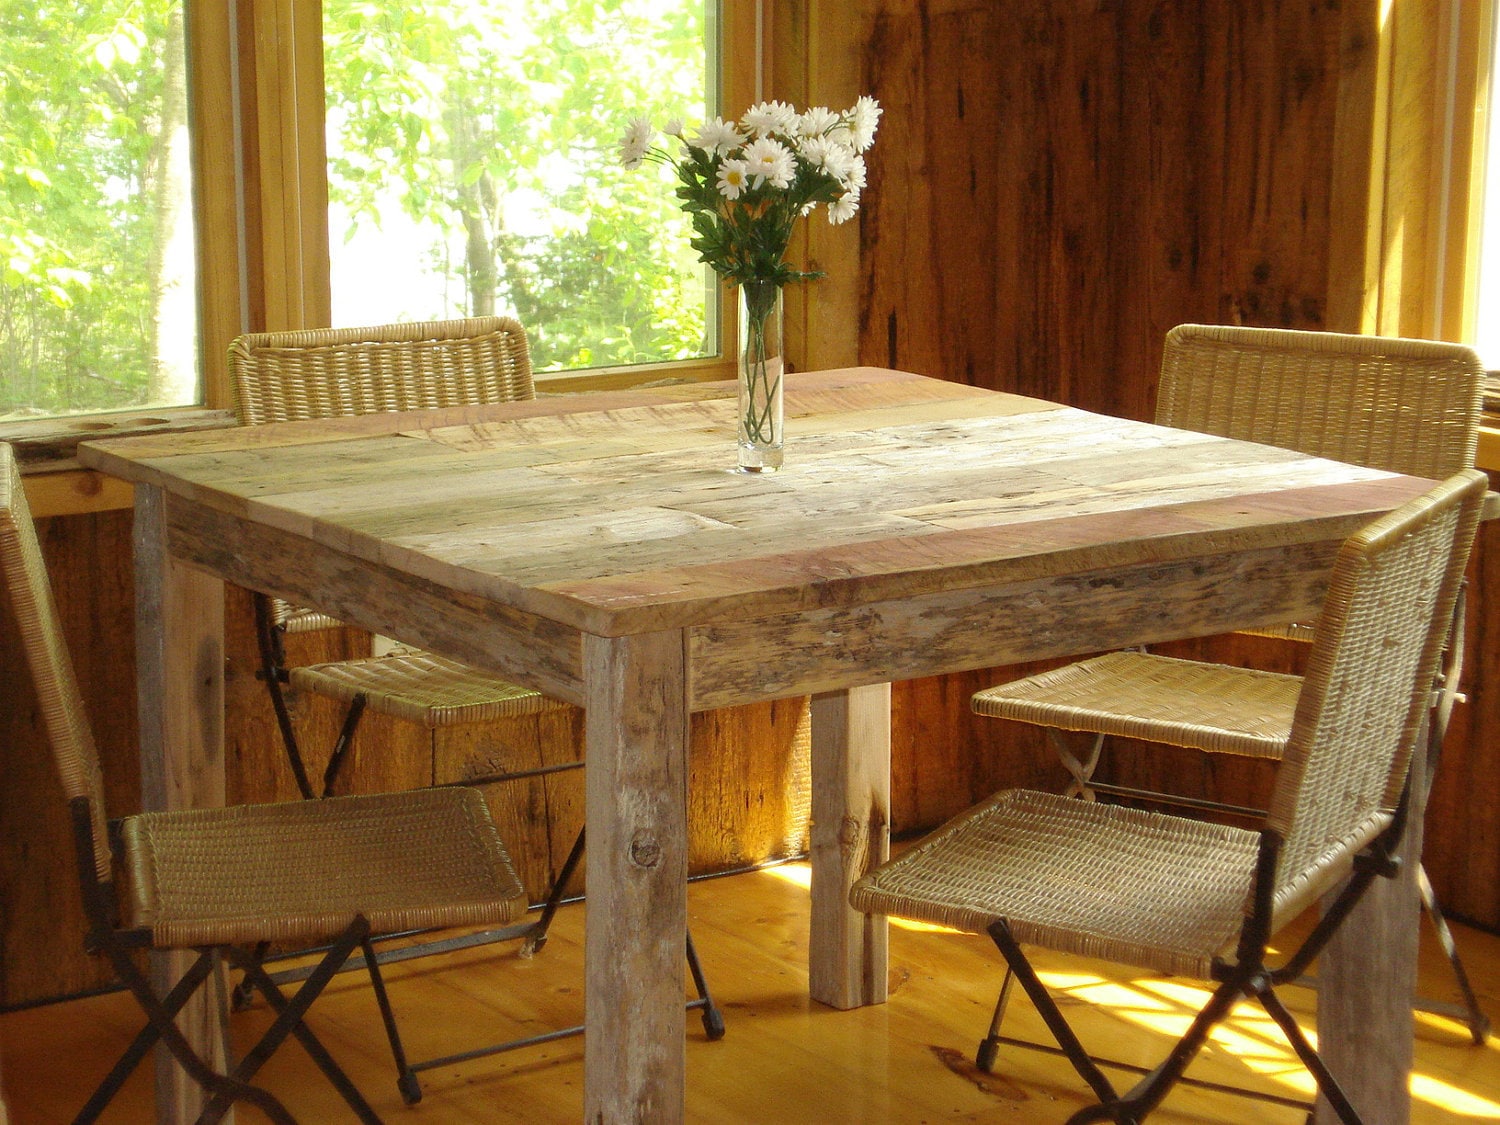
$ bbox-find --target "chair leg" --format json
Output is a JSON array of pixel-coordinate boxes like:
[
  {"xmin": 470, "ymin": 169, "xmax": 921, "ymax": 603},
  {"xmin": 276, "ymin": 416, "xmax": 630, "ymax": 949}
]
[
  {"xmin": 987, "ymin": 920, "xmax": 1120, "ymax": 1108},
  {"xmin": 1418, "ymin": 863, "xmax": 1491, "ymax": 1043},
  {"xmin": 686, "ymin": 928, "xmax": 726, "ymax": 1040},
  {"xmin": 1050, "ymin": 730, "xmax": 1105, "ymax": 800},
  {"xmin": 976, "ymin": 966, "xmax": 1016, "ymax": 1073},
  {"xmin": 321, "ymin": 692, "xmax": 368, "ymax": 798},
  {"xmin": 87, "ymin": 944, "xmax": 296, "ymax": 1125},
  {"xmin": 205, "ymin": 919, "xmax": 383, "ymax": 1125},
  {"xmin": 252, "ymin": 593, "xmax": 317, "ymax": 802},
  {"xmin": 990, "ymin": 918, "xmax": 1266, "ymax": 1125},
  {"xmin": 358, "ymin": 931, "xmax": 423, "ymax": 1106},
  {"xmin": 230, "ymin": 940, "xmax": 271, "ymax": 1013},
  {"xmin": 520, "ymin": 823, "xmax": 588, "ymax": 957},
  {"xmin": 1257, "ymin": 987, "xmax": 1364, "ymax": 1125}
]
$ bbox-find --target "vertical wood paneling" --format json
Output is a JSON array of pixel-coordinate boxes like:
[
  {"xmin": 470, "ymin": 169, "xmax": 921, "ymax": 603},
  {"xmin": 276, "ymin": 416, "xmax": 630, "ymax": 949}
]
[
  {"xmin": 770, "ymin": 1, "xmax": 864, "ymax": 372},
  {"xmin": 861, "ymin": 4, "xmax": 1003, "ymax": 388},
  {"xmin": 0, "ymin": 512, "xmax": 139, "ymax": 1004}
]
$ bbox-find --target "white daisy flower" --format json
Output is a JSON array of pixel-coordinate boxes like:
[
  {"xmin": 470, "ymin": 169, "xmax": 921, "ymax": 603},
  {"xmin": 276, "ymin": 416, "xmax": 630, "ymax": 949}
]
[
  {"xmin": 828, "ymin": 190, "xmax": 860, "ymax": 225},
  {"xmin": 795, "ymin": 135, "xmax": 833, "ymax": 173},
  {"xmin": 820, "ymin": 141, "xmax": 857, "ymax": 183},
  {"xmin": 848, "ymin": 95, "xmax": 883, "ymax": 152},
  {"xmin": 795, "ymin": 106, "xmax": 840, "ymax": 138},
  {"xmin": 843, "ymin": 154, "xmax": 868, "ymax": 192},
  {"xmin": 743, "ymin": 137, "xmax": 795, "ymax": 189},
  {"xmin": 664, "ymin": 117, "xmax": 685, "ymax": 138},
  {"xmin": 616, "ymin": 116, "xmax": 655, "ymax": 170},
  {"xmin": 717, "ymin": 158, "xmax": 750, "ymax": 200},
  {"xmin": 691, "ymin": 116, "xmax": 743, "ymax": 157},
  {"xmin": 740, "ymin": 99, "xmax": 797, "ymax": 138}
]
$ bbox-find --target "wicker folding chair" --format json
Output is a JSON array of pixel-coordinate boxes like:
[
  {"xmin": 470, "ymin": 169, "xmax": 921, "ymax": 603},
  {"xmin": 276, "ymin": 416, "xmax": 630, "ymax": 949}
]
[
  {"xmin": 971, "ymin": 323, "xmax": 1489, "ymax": 1040},
  {"xmin": 228, "ymin": 317, "xmax": 723, "ymax": 1098},
  {"xmin": 0, "ymin": 441, "xmax": 531, "ymax": 1123},
  {"xmin": 855, "ymin": 470, "xmax": 1488, "ymax": 1125},
  {"xmin": 228, "ymin": 316, "xmax": 569, "ymax": 804}
]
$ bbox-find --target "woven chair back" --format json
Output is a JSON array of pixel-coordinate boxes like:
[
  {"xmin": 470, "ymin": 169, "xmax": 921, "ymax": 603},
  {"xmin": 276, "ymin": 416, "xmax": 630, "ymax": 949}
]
[
  {"xmin": 0, "ymin": 444, "xmax": 112, "ymax": 881},
  {"xmin": 1156, "ymin": 324, "xmax": 1483, "ymax": 480},
  {"xmin": 229, "ymin": 316, "xmax": 535, "ymax": 630},
  {"xmin": 229, "ymin": 315, "xmax": 535, "ymax": 427},
  {"xmin": 1266, "ymin": 470, "xmax": 1486, "ymax": 913}
]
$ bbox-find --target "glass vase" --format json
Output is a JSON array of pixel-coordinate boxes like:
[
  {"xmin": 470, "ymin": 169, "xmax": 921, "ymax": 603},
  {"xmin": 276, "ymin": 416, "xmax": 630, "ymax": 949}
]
[{"xmin": 737, "ymin": 278, "xmax": 785, "ymax": 472}]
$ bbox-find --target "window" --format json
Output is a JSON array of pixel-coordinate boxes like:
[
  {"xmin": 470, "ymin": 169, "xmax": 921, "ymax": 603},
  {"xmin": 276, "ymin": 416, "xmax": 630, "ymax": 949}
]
[
  {"xmin": 323, "ymin": 0, "xmax": 720, "ymax": 376},
  {"xmin": 0, "ymin": 0, "xmax": 198, "ymax": 422},
  {"xmin": 3, "ymin": 1, "xmax": 752, "ymax": 425}
]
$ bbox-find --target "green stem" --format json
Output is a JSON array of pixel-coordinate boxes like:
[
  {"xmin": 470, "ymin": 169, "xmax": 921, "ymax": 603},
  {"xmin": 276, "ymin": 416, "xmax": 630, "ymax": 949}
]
[{"xmin": 740, "ymin": 279, "xmax": 782, "ymax": 447}]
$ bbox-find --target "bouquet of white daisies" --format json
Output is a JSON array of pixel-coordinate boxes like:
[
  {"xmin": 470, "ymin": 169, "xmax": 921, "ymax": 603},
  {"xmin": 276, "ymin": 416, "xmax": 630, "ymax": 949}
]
[{"xmin": 616, "ymin": 96, "xmax": 881, "ymax": 289}]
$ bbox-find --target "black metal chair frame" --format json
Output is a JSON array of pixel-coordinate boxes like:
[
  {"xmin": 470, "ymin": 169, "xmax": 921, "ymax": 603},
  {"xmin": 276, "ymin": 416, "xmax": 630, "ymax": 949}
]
[
  {"xmin": 250, "ymin": 591, "xmax": 725, "ymax": 1105},
  {"xmin": 67, "ymin": 798, "xmax": 408, "ymax": 1125},
  {"xmin": 976, "ymin": 796, "xmax": 1410, "ymax": 1125}
]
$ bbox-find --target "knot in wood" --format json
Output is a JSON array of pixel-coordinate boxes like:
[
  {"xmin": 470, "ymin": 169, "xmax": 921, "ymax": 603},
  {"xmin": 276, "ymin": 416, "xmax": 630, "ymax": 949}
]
[{"xmin": 629, "ymin": 832, "xmax": 662, "ymax": 869}]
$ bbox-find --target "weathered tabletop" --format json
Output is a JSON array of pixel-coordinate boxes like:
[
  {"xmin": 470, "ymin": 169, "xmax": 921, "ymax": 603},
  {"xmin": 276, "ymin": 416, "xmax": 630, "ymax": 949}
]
[{"xmin": 80, "ymin": 367, "xmax": 1432, "ymax": 1123}]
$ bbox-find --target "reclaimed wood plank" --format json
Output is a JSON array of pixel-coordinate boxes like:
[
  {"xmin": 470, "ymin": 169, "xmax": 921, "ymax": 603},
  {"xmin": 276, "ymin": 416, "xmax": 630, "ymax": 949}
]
[
  {"xmin": 582, "ymin": 630, "xmax": 689, "ymax": 1123},
  {"xmin": 134, "ymin": 486, "xmax": 227, "ymax": 1124},
  {"xmin": 687, "ymin": 538, "xmax": 1345, "ymax": 710},
  {"xmin": 162, "ymin": 497, "xmax": 585, "ymax": 706},
  {"xmin": 809, "ymin": 685, "xmax": 891, "ymax": 1010}
]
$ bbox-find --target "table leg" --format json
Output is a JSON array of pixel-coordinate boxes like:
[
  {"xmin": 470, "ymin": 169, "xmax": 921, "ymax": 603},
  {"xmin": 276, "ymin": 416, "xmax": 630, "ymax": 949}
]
[
  {"xmin": 134, "ymin": 485, "xmax": 228, "ymax": 1123},
  {"xmin": 1315, "ymin": 738, "xmax": 1426, "ymax": 1124},
  {"xmin": 809, "ymin": 684, "xmax": 891, "ymax": 1009},
  {"xmin": 583, "ymin": 631, "xmax": 689, "ymax": 1122}
]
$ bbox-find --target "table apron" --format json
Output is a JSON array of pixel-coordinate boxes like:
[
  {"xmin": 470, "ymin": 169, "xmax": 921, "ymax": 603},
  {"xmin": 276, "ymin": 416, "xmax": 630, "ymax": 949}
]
[
  {"xmin": 164, "ymin": 495, "xmax": 1345, "ymax": 716},
  {"xmin": 686, "ymin": 538, "xmax": 1341, "ymax": 710},
  {"xmin": 164, "ymin": 495, "xmax": 586, "ymax": 706}
]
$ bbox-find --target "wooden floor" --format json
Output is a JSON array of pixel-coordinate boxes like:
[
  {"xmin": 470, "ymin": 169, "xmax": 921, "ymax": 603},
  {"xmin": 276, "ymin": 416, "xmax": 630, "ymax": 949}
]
[{"xmin": 3, "ymin": 860, "xmax": 1499, "ymax": 1123}]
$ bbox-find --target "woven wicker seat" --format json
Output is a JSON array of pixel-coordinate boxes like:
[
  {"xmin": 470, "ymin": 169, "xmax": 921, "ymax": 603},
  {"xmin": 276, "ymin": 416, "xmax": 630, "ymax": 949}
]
[
  {"xmin": 975, "ymin": 650, "xmax": 1299, "ymax": 760},
  {"xmin": 859, "ymin": 470, "xmax": 1488, "ymax": 1125},
  {"xmin": 289, "ymin": 648, "xmax": 567, "ymax": 729},
  {"xmin": 229, "ymin": 317, "xmax": 724, "ymax": 1099},
  {"xmin": 971, "ymin": 323, "xmax": 1490, "ymax": 1040},
  {"xmin": 0, "ymin": 442, "xmax": 528, "ymax": 1123}
]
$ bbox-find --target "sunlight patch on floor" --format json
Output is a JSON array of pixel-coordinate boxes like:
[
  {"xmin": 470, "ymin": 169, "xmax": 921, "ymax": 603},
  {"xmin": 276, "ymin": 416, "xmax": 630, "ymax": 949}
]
[
  {"xmin": 1035, "ymin": 968, "xmax": 1500, "ymax": 1116},
  {"xmin": 764, "ymin": 862, "xmax": 812, "ymax": 889},
  {"xmin": 762, "ymin": 862, "xmax": 970, "ymax": 934},
  {"xmin": 1408, "ymin": 1072, "xmax": 1500, "ymax": 1118}
]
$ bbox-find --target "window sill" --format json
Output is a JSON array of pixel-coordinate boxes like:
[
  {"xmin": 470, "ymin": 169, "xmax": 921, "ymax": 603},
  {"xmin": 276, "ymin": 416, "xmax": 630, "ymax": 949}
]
[
  {"xmin": 4, "ymin": 407, "xmax": 236, "ymax": 518},
  {"xmin": 1478, "ymin": 424, "xmax": 1500, "ymax": 472},
  {"xmin": 534, "ymin": 358, "xmax": 735, "ymax": 394}
]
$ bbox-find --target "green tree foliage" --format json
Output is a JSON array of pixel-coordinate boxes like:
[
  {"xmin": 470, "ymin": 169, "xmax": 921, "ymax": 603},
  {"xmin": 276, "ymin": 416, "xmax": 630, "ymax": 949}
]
[
  {"xmin": 322, "ymin": 0, "xmax": 712, "ymax": 371},
  {"xmin": 1, "ymin": 0, "xmax": 178, "ymax": 418}
]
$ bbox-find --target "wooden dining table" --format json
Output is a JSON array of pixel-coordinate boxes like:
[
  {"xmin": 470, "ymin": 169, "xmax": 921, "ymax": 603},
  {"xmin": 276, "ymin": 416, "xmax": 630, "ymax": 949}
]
[{"xmin": 79, "ymin": 366, "xmax": 1438, "ymax": 1124}]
